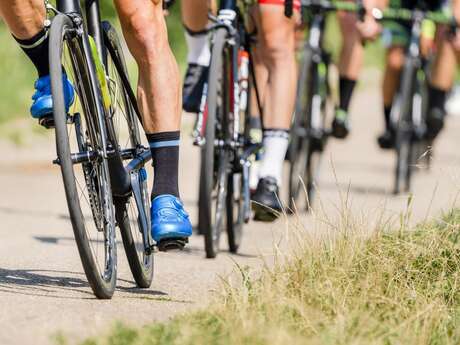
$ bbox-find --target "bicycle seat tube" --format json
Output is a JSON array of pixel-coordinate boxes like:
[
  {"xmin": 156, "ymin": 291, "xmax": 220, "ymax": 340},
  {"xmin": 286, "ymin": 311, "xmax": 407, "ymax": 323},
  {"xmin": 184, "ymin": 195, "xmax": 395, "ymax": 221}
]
[
  {"xmin": 219, "ymin": 0, "xmax": 237, "ymax": 10},
  {"xmin": 407, "ymin": 10, "xmax": 423, "ymax": 59}
]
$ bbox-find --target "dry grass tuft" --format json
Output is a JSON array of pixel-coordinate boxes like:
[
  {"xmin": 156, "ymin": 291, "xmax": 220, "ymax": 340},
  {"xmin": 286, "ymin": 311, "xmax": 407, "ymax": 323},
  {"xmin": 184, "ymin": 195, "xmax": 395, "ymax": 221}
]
[{"xmin": 81, "ymin": 209, "xmax": 460, "ymax": 345}]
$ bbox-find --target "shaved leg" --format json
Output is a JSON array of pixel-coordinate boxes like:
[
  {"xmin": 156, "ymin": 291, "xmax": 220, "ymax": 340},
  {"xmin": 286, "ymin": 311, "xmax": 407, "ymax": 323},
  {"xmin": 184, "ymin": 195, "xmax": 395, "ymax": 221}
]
[
  {"xmin": 252, "ymin": 4, "xmax": 297, "ymax": 129},
  {"xmin": 0, "ymin": 0, "xmax": 45, "ymax": 39},
  {"xmin": 181, "ymin": 0, "xmax": 209, "ymax": 31},
  {"xmin": 114, "ymin": 0, "xmax": 181, "ymax": 133}
]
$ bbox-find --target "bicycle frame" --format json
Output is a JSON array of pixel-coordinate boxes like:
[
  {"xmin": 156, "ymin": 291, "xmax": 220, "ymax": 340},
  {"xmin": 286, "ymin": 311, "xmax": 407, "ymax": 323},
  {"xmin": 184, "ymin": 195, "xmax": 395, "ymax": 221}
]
[
  {"xmin": 56, "ymin": 0, "xmax": 104, "ymax": 58},
  {"xmin": 389, "ymin": 10, "xmax": 425, "ymax": 129},
  {"xmin": 53, "ymin": 0, "xmax": 154, "ymax": 253}
]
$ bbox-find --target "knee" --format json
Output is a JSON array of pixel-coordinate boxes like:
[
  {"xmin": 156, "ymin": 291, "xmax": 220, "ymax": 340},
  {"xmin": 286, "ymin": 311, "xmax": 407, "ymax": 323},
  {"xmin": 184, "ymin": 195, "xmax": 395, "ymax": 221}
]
[
  {"xmin": 386, "ymin": 48, "xmax": 405, "ymax": 72},
  {"xmin": 120, "ymin": 5, "xmax": 168, "ymax": 61},
  {"xmin": 261, "ymin": 34, "xmax": 294, "ymax": 67}
]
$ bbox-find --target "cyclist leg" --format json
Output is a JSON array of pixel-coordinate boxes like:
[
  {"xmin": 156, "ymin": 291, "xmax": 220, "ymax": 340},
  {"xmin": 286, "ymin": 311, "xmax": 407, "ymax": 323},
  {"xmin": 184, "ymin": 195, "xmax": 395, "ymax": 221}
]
[
  {"xmin": 425, "ymin": 25, "xmax": 458, "ymax": 140},
  {"xmin": 0, "ymin": 1, "xmax": 74, "ymax": 120},
  {"xmin": 378, "ymin": 18, "xmax": 408, "ymax": 149},
  {"xmin": 332, "ymin": 0, "xmax": 381, "ymax": 139},
  {"xmin": 332, "ymin": 10, "xmax": 364, "ymax": 139},
  {"xmin": 181, "ymin": 0, "xmax": 212, "ymax": 113},
  {"xmin": 251, "ymin": 3, "xmax": 297, "ymax": 221},
  {"xmin": 114, "ymin": 0, "xmax": 192, "ymax": 248}
]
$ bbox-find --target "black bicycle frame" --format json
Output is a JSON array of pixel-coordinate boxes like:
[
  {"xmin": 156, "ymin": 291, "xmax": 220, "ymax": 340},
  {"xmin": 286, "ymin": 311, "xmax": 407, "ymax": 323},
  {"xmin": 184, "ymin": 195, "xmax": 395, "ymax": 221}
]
[
  {"xmin": 55, "ymin": 0, "xmax": 134, "ymax": 197},
  {"xmin": 219, "ymin": 0, "xmax": 236, "ymax": 10},
  {"xmin": 390, "ymin": 10, "xmax": 424, "ymax": 127},
  {"xmin": 57, "ymin": 0, "xmax": 105, "ymax": 59}
]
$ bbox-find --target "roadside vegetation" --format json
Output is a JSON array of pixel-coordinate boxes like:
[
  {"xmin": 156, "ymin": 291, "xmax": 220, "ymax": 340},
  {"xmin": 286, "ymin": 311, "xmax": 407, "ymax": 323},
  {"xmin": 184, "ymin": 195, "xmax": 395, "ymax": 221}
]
[{"xmin": 77, "ymin": 209, "xmax": 460, "ymax": 345}]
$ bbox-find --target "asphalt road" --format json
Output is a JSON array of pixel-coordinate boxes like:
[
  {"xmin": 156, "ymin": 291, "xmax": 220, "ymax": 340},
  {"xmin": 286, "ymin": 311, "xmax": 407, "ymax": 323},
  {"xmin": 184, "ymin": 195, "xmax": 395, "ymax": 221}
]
[{"xmin": 1, "ymin": 78, "xmax": 460, "ymax": 345}]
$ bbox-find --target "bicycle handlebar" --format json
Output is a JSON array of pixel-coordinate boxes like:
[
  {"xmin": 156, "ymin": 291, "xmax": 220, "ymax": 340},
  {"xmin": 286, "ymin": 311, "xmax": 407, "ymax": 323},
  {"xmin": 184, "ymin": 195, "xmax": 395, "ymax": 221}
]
[
  {"xmin": 371, "ymin": 7, "xmax": 453, "ymax": 25},
  {"xmin": 284, "ymin": 0, "xmax": 367, "ymax": 18},
  {"xmin": 286, "ymin": 0, "xmax": 455, "ymax": 26}
]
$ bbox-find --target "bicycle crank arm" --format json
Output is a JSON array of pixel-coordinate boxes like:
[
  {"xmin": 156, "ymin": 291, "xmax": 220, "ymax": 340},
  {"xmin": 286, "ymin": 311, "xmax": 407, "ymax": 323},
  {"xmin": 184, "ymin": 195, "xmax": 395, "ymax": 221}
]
[{"xmin": 130, "ymin": 170, "xmax": 155, "ymax": 255}]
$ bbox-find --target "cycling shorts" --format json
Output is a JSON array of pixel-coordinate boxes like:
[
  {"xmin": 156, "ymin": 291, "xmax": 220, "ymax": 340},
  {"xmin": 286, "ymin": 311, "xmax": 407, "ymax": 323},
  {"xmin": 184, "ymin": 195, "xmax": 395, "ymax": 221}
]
[
  {"xmin": 383, "ymin": 0, "xmax": 450, "ymax": 47},
  {"xmin": 258, "ymin": 0, "xmax": 301, "ymax": 11}
]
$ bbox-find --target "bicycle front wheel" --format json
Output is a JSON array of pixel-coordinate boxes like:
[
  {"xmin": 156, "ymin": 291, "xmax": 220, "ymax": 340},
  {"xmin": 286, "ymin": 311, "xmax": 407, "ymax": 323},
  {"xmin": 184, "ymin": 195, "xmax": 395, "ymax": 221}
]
[
  {"xmin": 200, "ymin": 28, "xmax": 231, "ymax": 258},
  {"xmin": 50, "ymin": 14, "xmax": 117, "ymax": 299},
  {"xmin": 102, "ymin": 21, "xmax": 154, "ymax": 288}
]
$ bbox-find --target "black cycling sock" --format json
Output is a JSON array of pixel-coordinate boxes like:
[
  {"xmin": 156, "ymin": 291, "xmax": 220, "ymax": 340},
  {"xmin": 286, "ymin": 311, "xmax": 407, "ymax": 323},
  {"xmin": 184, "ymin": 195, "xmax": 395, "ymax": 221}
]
[
  {"xmin": 338, "ymin": 77, "xmax": 357, "ymax": 112},
  {"xmin": 147, "ymin": 131, "xmax": 180, "ymax": 200},
  {"xmin": 428, "ymin": 85, "xmax": 447, "ymax": 114},
  {"xmin": 384, "ymin": 105, "xmax": 392, "ymax": 130},
  {"xmin": 13, "ymin": 29, "xmax": 50, "ymax": 78}
]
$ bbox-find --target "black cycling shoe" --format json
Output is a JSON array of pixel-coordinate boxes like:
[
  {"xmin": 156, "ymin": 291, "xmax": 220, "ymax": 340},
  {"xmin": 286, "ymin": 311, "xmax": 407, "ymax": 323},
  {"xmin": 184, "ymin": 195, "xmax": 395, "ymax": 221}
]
[
  {"xmin": 425, "ymin": 108, "xmax": 445, "ymax": 141},
  {"xmin": 251, "ymin": 177, "xmax": 282, "ymax": 222},
  {"xmin": 331, "ymin": 109, "xmax": 350, "ymax": 139},
  {"xmin": 378, "ymin": 129, "xmax": 396, "ymax": 150},
  {"xmin": 157, "ymin": 238, "xmax": 188, "ymax": 252},
  {"xmin": 310, "ymin": 129, "xmax": 326, "ymax": 152},
  {"xmin": 182, "ymin": 63, "xmax": 209, "ymax": 113}
]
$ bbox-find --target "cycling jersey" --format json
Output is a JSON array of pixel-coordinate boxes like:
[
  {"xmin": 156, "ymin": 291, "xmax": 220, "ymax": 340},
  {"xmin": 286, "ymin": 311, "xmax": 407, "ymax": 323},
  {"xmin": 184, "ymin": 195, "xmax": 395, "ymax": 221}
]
[{"xmin": 258, "ymin": 0, "xmax": 301, "ymax": 11}]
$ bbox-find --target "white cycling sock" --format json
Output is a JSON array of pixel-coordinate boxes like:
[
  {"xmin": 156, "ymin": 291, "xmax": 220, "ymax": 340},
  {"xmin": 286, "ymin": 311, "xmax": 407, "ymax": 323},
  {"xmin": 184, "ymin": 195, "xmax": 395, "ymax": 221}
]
[
  {"xmin": 258, "ymin": 129, "xmax": 290, "ymax": 186},
  {"xmin": 185, "ymin": 31, "xmax": 211, "ymax": 67}
]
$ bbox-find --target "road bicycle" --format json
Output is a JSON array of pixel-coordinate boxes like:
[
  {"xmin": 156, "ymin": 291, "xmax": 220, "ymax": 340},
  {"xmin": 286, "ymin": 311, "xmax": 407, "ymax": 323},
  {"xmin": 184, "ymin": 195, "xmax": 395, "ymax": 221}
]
[
  {"xmin": 372, "ymin": 6, "xmax": 453, "ymax": 194},
  {"xmin": 193, "ymin": 0, "xmax": 263, "ymax": 258},
  {"xmin": 286, "ymin": 0, "xmax": 362, "ymax": 212},
  {"xmin": 46, "ymin": 0, "xmax": 154, "ymax": 298}
]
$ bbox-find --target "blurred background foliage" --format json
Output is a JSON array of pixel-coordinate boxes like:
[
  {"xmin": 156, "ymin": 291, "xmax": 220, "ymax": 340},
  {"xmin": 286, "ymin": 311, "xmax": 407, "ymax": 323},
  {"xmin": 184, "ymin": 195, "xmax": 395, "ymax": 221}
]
[{"xmin": 0, "ymin": 0, "xmax": 383, "ymax": 125}]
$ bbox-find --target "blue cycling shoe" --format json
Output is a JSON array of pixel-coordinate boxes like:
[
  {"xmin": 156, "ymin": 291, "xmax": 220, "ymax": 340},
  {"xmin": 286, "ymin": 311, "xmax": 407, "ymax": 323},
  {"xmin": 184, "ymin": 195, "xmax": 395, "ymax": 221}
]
[
  {"xmin": 151, "ymin": 194, "xmax": 192, "ymax": 251},
  {"xmin": 31, "ymin": 75, "xmax": 75, "ymax": 127}
]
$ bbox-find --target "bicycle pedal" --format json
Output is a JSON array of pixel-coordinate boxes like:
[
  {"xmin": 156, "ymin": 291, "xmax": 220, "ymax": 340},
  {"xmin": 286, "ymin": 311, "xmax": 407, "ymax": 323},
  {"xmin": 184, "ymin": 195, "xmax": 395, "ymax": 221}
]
[
  {"xmin": 38, "ymin": 115, "xmax": 55, "ymax": 129},
  {"xmin": 38, "ymin": 114, "xmax": 74, "ymax": 129},
  {"xmin": 156, "ymin": 238, "xmax": 189, "ymax": 252}
]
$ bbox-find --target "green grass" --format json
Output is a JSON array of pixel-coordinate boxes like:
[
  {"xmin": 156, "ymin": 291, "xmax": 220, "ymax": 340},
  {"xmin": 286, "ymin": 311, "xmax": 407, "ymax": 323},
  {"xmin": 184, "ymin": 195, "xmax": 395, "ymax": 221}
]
[
  {"xmin": 77, "ymin": 209, "xmax": 460, "ymax": 345},
  {"xmin": 0, "ymin": 24, "xmax": 37, "ymax": 124}
]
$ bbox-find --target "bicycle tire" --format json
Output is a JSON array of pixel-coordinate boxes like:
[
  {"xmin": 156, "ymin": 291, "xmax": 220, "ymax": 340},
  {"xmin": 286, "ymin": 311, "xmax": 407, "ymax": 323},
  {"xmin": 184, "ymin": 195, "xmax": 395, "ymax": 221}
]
[
  {"xmin": 50, "ymin": 14, "xmax": 117, "ymax": 299},
  {"xmin": 289, "ymin": 47, "xmax": 317, "ymax": 211},
  {"xmin": 226, "ymin": 172, "xmax": 243, "ymax": 253},
  {"xmin": 393, "ymin": 58, "xmax": 417, "ymax": 194},
  {"xmin": 102, "ymin": 21, "xmax": 154, "ymax": 288},
  {"xmin": 200, "ymin": 28, "xmax": 231, "ymax": 258}
]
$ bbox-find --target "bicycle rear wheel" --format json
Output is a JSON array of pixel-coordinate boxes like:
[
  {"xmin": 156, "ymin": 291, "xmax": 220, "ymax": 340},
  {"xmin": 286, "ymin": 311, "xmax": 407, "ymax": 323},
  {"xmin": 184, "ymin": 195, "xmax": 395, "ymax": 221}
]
[
  {"xmin": 50, "ymin": 14, "xmax": 116, "ymax": 299},
  {"xmin": 102, "ymin": 22, "xmax": 154, "ymax": 288},
  {"xmin": 200, "ymin": 28, "xmax": 231, "ymax": 258}
]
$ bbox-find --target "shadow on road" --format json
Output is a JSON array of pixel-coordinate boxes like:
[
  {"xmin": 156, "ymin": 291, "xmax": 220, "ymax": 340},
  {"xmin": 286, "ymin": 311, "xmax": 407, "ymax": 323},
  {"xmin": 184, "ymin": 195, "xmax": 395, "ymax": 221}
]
[
  {"xmin": 0, "ymin": 268, "xmax": 169, "ymax": 300},
  {"xmin": 0, "ymin": 206, "xmax": 69, "ymax": 220},
  {"xmin": 0, "ymin": 268, "xmax": 94, "ymax": 299},
  {"xmin": 321, "ymin": 182, "xmax": 390, "ymax": 196}
]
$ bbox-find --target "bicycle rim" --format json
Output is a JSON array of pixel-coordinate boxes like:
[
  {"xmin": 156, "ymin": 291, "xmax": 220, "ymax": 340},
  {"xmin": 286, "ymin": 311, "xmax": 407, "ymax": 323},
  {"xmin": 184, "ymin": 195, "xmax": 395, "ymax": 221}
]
[{"xmin": 50, "ymin": 14, "xmax": 116, "ymax": 299}]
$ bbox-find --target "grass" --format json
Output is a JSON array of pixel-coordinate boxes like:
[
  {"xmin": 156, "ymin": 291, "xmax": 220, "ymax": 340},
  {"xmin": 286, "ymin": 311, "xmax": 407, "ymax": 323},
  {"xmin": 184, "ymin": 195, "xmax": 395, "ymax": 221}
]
[
  {"xmin": 75, "ymin": 209, "xmax": 460, "ymax": 345},
  {"xmin": 0, "ymin": 24, "xmax": 37, "ymax": 124}
]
